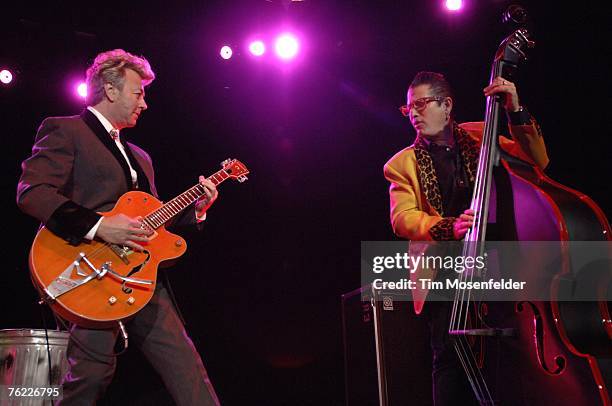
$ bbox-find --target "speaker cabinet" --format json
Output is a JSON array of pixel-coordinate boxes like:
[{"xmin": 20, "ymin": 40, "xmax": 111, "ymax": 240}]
[{"xmin": 342, "ymin": 286, "xmax": 433, "ymax": 406}]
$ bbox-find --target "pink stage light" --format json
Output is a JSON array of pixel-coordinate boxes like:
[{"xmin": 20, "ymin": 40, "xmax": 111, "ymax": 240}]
[
  {"xmin": 248, "ymin": 41, "xmax": 266, "ymax": 56},
  {"xmin": 220, "ymin": 45, "xmax": 233, "ymax": 60},
  {"xmin": 76, "ymin": 82, "xmax": 87, "ymax": 98},
  {"xmin": 445, "ymin": 0, "xmax": 463, "ymax": 11},
  {"xmin": 0, "ymin": 69, "xmax": 13, "ymax": 85},
  {"xmin": 274, "ymin": 34, "xmax": 299, "ymax": 60}
]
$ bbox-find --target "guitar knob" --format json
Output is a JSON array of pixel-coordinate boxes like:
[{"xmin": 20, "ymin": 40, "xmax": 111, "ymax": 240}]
[
  {"xmin": 108, "ymin": 296, "xmax": 117, "ymax": 305},
  {"xmin": 127, "ymin": 297, "xmax": 135, "ymax": 305}
]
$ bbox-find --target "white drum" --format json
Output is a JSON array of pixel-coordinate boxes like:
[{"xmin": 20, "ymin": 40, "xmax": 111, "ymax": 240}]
[{"xmin": 0, "ymin": 329, "xmax": 69, "ymax": 406}]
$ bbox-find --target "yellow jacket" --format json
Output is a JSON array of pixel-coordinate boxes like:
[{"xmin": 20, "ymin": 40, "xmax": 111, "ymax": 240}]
[{"xmin": 384, "ymin": 120, "xmax": 548, "ymax": 241}]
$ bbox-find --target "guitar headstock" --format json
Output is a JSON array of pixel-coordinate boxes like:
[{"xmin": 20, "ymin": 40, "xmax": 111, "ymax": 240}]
[{"xmin": 221, "ymin": 158, "xmax": 249, "ymax": 183}]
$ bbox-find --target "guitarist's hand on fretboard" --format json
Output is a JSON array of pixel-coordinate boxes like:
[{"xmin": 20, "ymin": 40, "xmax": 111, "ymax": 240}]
[
  {"xmin": 195, "ymin": 176, "xmax": 218, "ymax": 218},
  {"xmin": 97, "ymin": 214, "xmax": 152, "ymax": 251}
]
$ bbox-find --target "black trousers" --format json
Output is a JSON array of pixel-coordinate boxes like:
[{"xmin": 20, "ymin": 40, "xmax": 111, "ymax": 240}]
[
  {"xmin": 57, "ymin": 285, "xmax": 220, "ymax": 406},
  {"xmin": 426, "ymin": 301, "xmax": 479, "ymax": 406}
]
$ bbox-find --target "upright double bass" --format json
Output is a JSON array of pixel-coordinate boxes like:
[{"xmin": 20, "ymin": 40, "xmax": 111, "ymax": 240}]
[{"xmin": 449, "ymin": 18, "xmax": 612, "ymax": 406}]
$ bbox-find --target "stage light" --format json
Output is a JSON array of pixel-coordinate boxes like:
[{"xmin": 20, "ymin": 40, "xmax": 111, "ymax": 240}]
[
  {"xmin": 249, "ymin": 41, "xmax": 266, "ymax": 56},
  {"xmin": 220, "ymin": 45, "xmax": 233, "ymax": 60},
  {"xmin": 274, "ymin": 34, "xmax": 299, "ymax": 60},
  {"xmin": 76, "ymin": 82, "xmax": 87, "ymax": 98},
  {"xmin": 0, "ymin": 69, "xmax": 13, "ymax": 85},
  {"xmin": 445, "ymin": 0, "xmax": 463, "ymax": 11}
]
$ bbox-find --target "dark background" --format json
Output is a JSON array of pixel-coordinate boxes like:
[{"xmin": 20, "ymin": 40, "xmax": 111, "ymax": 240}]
[{"xmin": 1, "ymin": 1, "xmax": 610, "ymax": 404}]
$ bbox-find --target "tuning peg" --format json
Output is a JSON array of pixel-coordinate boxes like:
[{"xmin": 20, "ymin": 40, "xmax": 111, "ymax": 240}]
[
  {"xmin": 517, "ymin": 29, "xmax": 535, "ymax": 48},
  {"xmin": 221, "ymin": 158, "xmax": 233, "ymax": 167},
  {"xmin": 238, "ymin": 175, "xmax": 248, "ymax": 183}
]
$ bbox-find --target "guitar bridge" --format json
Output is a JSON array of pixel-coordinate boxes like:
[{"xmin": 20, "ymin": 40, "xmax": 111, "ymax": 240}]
[{"xmin": 110, "ymin": 244, "xmax": 132, "ymax": 264}]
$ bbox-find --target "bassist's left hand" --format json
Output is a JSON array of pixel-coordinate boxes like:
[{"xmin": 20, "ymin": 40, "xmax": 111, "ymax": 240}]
[
  {"xmin": 195, "ymin": 176, "xmax": 218, "ymax": 217},
  {"xmin": 483, "ymin": 76, "xmax": 521, "ymax": 113}
]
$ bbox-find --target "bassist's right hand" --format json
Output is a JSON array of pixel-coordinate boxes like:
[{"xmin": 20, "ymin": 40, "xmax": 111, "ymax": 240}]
[
  {"xmin": 453, "ymin": 209, "xmax": 475, "ymax": 240},
  {"xmin": 96, "ymin": 214, "xmax": 153, "ymax": 251}
]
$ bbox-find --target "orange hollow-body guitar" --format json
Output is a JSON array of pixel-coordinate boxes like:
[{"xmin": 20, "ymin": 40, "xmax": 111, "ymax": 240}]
[{"xmin": 29, "ymin": 159, "xmax": 248, "ymax": 328}]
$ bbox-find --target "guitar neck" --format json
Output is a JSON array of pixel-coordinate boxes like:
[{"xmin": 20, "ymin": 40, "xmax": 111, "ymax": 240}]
[{"xmin": 143, "ymin": 168, "xmax": 230, "ymax": 229}]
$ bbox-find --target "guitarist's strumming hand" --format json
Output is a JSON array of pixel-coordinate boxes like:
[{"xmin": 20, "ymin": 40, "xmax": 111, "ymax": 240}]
[
  {"xmin": 195, "ymin": 177, "xmax": 218, "ymax": 218},
  {"xmin": 96, "ymin": 214, "xmax": 153, "ymax": 252}
]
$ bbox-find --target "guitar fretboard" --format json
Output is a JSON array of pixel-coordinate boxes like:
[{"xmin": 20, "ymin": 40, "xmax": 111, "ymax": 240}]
[{"xmin": 144, "ymin": 169, "xmax": 230, "ymax": 229}]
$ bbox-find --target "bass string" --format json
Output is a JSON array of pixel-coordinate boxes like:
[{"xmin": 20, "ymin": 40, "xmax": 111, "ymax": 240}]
[
  {"xmin": 455, "ymin": 336, "xmax": 494, "ymax": 403},
  {"xmin": 453, "ymin": 82, "xmax": 496, "ymax": 331},
  {"xmin": 449, "ymin": 70, "xmax": 499, "ymax": 404},
  {"xmin": 450, "ymin": 118, "xmax": 489, "ymax": 332}
]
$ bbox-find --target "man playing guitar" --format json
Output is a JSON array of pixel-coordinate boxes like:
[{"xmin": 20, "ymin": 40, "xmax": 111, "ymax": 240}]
[{"xmin": 17, "ymin": 49, "xmax": 221, "ymax": 405}]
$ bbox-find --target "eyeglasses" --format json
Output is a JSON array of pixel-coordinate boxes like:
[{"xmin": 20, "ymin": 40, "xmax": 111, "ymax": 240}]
[{"xmin": 399, "ymin": 96, "xmax": 445, "ymax": 116}]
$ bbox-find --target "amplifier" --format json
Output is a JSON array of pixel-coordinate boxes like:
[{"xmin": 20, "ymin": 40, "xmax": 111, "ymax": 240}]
[{"xmin": 341, "ymin": 286, "xmax": 433, "ymax": 406}]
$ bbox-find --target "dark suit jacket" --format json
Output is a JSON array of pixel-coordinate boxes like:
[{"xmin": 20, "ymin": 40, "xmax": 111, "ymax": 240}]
[{"xmin": 17, "ymin": 109, "xmax": 196, "ymax": 245}]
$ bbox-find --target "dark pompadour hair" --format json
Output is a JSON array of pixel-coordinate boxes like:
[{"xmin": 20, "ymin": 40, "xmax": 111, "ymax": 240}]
[{"xmin": 408, "ymin": 71, "xmax": 453, "ymax": 100}]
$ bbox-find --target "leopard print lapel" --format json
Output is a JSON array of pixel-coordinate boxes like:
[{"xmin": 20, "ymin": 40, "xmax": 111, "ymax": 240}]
[
  {"xmin": 413, "ymin": 122, "xmax": 480, "ymax": 216},
  {"xmin": 453, "ymin": 122, "xmax": 479, "ymax": 185},
  {"xmin": 414, "ymin": 137, "xmax": 443, "ymax": 215}
]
